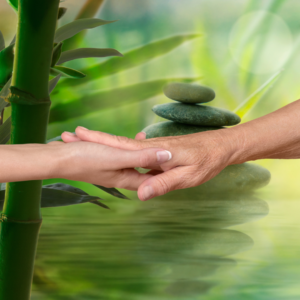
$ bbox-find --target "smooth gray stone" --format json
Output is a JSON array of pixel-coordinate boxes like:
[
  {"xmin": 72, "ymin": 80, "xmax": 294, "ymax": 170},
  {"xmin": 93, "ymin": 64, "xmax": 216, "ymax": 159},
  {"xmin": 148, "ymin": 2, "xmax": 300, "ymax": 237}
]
[
  {"xmin": 166, "ymin": 163, "xmax": 271, "ymax": 194},
  {"xmin": 164, "ymin": 82, "xmax": 215, "ymax": 104},
  {"xmin": 143, "ymin": 121, "xmax": 223, "ymax": 138},
  {"xmin": 152, "ymin": 103, "xmax": 241, "ymax": 126}
]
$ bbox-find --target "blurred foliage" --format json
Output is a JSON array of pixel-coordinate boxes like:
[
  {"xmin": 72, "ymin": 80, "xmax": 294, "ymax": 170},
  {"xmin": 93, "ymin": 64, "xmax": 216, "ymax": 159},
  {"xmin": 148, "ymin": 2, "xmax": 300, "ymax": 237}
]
[{"xmin": 1, "ymin": 0, "xmax": 300, "ymax": 298}]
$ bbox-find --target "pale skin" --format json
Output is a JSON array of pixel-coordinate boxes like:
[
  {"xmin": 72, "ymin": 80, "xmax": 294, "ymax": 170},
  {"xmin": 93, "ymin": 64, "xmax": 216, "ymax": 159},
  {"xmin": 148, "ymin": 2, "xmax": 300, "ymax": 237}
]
[
  {"xmin": 61, "ymin": 99, "xmax": 300, "ymax": 201},
  {"xmin": 0, "ymin": 142, "xmax": 172, "ymax": 190}
]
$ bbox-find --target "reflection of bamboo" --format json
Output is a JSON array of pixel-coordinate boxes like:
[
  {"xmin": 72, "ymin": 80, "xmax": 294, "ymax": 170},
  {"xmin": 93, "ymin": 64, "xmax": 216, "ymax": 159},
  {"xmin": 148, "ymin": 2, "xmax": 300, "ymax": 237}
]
[{"xmin": 0, "ymin": 1, "xmax": 60, "ymax": 299}]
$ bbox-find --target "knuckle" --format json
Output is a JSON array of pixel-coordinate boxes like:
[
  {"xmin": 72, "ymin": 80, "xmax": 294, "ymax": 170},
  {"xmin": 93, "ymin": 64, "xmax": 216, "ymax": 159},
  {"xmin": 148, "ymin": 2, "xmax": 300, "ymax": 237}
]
[
  {"xmin": 139, "ymin": 151, "xmax": 153, "ymax": 168},
  {"xmin": 115, "ymin": 135, "xmax": 129, "ymax": 144},
  {"xmin": 155, "ymin": 176, "xmax": 170, "ymax": 195}
]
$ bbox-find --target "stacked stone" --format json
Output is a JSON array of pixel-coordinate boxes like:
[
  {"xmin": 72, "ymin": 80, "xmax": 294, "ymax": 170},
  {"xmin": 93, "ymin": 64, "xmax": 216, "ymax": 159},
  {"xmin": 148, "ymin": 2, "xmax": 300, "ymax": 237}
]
[{"xmin": 143, "ymin": 82, "xmax": 271, "ymax": 193}]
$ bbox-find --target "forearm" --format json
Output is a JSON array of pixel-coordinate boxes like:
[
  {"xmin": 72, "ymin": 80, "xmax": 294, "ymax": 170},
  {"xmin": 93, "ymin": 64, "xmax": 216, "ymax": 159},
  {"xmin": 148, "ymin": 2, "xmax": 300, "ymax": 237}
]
[
  {"xmin": 228, "ymin": 99, "xmax": 300, "ymax": 164},
  {"xmin": 0, "ymin": 143, "xmax": 67, "ymax": 183}
]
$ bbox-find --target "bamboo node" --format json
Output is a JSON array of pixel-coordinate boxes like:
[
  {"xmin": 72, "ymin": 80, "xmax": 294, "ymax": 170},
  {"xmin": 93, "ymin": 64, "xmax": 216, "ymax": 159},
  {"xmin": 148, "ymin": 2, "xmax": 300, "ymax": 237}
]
[
  {"xmin": 0, "ymin": 214, "xmax": 42, "ymax": 224},
  {"xmin": 7, "ymin": 86, "xmax": 51, "ymax": 106}
]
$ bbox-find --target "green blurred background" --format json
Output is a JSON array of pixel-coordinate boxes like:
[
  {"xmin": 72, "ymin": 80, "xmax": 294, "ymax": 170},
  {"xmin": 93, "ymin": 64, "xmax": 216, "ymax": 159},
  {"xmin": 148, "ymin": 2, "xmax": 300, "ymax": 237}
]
[{"xmin": 1, "ymin": 0, "xmax": 300, "ymax": 299}]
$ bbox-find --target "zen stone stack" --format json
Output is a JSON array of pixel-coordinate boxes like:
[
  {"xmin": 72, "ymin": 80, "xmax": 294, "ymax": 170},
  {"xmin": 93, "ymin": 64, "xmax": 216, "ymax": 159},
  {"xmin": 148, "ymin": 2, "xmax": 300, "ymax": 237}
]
[{"xmin": 143, "ymin": 82, "xmax": 271, "ymax": 193}]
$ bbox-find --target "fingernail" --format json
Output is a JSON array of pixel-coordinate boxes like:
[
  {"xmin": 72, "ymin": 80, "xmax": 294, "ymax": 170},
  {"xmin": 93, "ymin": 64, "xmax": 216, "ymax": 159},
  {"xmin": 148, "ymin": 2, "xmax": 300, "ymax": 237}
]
[
  {"xmin": 156, "ymin": 150, "xmax": 172, "ymax": 163},
  {"xmin": 141, "ymin": 131, "xmax": 147, "ymax": 137},
  {"xmin": 142, "ymin": 186, "xmax": 154, "ymax": 201},
  {"xmin": 77, "ymin": 126, "xmax": 88, "ymax": 130},
  {"xmin": 63, "ymin": 131, "xmax": 76, "ymax": 137}
]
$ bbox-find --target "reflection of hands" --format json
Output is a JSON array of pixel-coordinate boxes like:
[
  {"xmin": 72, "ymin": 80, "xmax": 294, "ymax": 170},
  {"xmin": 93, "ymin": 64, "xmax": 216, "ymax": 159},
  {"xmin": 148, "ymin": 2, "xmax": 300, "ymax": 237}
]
[{"xmin": 62, "ymin": 127, "xmax": 237, "ymax": 200}]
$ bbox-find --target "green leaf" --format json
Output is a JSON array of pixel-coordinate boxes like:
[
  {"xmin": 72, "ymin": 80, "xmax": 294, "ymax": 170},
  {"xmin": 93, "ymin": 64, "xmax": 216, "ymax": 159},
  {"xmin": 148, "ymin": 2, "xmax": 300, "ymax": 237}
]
[
  {"xmin": 94, "ymin": 184, "xmax": 129, "ymax": 200},
  {"xmin": 0, "ymin": 43, "xmax": 14, "ymax": 86},
  {"xmin": 76, "ymin": 0, "xmax": 105, "ymax": 20},
  {"xmin": 0, "ymin": 31, "xmax": 5, "ymax": 52},
  {"xmin": 10, "ymin": 35, "xmax": 16, "ymax": 46},
  {"xmin": 6, "ymin": 0, "xmax": 18, "ymax": 11},
  {"xmin": 234, "ymin": 70, "xmax": 282, "ymax": 118},
  {"xmin": 0, "ymin": 77, "xmax": 11, "ymax": 112},
  {"xmin": 62, "ymin": 0, "xmax": 106, "ymax": 51},
  {"xmin": 0, "ymin": 183, "xmax": 109, "ymax": 209},
  {"xmin": 57, "ymin": 34, "xmax": 201, "ymax": 89},
  {"xmin": 46, "ymin": 134, "xmax": 63, "ymax": 143},
  {"xmin": 51, "ymin": 42, "xmax": 63, "ymax": 67},
  {"xmin": 0, "ymin": 117, "xmax": 11, "ymax": 145},
  {"xmin": 50, "ymin": 66, "xmax": 86, "ymax": 79},
  {"xmin": 54, "ymin": 18, "xmax": 117, "ymax": 43},
  {"xmin": 57, "ymin": 48, "xmax": 123, "ymax": 65},
  {"xmin": 48, "ymin": 75, "xmax": 61, "ymax": 94},
  {"xmin": 49, "ymin": 77, "xmax": 199, "ymax": 123},
  {"xmin": 57, "ymin": 7, "xmax": 67, "ymax": 20}
]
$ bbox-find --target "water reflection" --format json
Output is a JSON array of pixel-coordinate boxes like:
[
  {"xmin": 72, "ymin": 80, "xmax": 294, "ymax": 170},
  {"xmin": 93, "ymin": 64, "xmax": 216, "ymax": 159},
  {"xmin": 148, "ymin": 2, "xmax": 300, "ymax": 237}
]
[{"xmin": 32, "ymin": 189, "xmax": 269, "ymax": 299}]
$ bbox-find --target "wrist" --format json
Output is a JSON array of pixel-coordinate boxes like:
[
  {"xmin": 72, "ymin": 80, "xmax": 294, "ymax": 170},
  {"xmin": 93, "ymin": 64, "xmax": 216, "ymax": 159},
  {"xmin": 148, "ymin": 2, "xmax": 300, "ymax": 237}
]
[
  {"xmin": 215, "ymin": 127, "xmax": 248, "ymax": 166},
  {"xmin": 44, "ymin": 142, "xmax": 74, "ymax": 179}
]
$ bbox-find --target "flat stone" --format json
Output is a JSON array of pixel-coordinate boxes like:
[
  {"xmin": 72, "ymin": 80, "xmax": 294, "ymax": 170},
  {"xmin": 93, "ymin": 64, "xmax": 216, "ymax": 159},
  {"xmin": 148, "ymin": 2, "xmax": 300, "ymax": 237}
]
[
  {"xmin": 163, "ymin": 163, "xmax": 271, "ymax": 195},
  {"xmin": 143, "ymin": 121, "xmax": 223, "ymax": 138},
  {"xmin": 152, "ymin": 103, "xmax": 241, "ymax": 126},
  {"xmin": 164, "ymin": 82, "xmax": 215, "ymax": 104}
]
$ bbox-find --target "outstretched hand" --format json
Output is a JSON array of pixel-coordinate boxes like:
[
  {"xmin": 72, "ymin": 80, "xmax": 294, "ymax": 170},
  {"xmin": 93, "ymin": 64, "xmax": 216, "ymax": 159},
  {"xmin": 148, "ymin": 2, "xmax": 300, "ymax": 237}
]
[
  {"xmin": 46, "ymin": 140, "xmax": 172, "ymax": 191},
  {"xmin": 61, "ymin": 126, "xmax": 239, "ymax": 200}
]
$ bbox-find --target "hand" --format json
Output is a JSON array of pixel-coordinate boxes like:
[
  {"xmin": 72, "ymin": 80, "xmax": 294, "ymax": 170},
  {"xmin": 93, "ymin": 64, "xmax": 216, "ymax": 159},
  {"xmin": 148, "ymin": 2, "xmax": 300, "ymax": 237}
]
[
  {"xmin": 54, "ymin": 139, "xmax": 172, "ymax": 190},
  {"xmin": 61, "ymin": 127, "xmax": 239, "ymax": 200},
  {"xmin": 0, "ymin": 141, "xmax": 172, "ymax": 190}
]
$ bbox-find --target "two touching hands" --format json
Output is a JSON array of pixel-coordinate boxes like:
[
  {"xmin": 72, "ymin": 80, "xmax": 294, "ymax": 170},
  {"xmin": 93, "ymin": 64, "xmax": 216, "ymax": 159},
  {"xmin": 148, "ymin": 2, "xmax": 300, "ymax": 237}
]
[{"xmin": 61, "ymin": 126, "xmax": 239, "ymax": 201}]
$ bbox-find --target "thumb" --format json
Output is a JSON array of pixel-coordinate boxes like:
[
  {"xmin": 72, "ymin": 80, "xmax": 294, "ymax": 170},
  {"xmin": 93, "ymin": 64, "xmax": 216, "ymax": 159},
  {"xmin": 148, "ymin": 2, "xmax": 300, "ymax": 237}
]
[{"xmin": 137, "ymin": 167, "xmax": 189, "ymax": 201}]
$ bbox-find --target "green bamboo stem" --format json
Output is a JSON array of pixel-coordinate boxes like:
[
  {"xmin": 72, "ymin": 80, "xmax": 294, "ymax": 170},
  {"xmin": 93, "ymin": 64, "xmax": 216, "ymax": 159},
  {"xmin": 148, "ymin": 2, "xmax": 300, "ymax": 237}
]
[{"xmin": 0, "ymin": 0, "xmax": 59, "ymax": 299}]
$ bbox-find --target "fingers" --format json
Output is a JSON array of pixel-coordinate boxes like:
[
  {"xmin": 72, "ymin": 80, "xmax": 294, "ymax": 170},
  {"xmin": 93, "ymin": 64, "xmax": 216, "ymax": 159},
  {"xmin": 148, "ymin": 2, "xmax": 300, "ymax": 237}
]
[
  {"xmin": 137, "ymin": 167, "xmax": 190, "ymax": 201},
  {"xmin": 74, "ymin": 126, "xmax": 142, "ymax": 150},
  {"xmin": 135, "ymin": 132, "xmax": 146, "ymax": 140},
  {"xmin": 115, "ymin": 148, "xmax": 172, "ymax": 169},
  {"xmin": 114, "ymin": 169, "xmax": 154, "ymax": 190},
  {"xmin": 61, "ymin": 132, "xmax": 81, "ymax": 142}
]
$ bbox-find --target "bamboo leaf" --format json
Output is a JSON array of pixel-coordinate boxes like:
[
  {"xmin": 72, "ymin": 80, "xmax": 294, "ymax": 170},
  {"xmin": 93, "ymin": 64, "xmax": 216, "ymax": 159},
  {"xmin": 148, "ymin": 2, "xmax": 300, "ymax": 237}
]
[
  {"xmin": 0, "ymin": 31, "xmax": 5, "ymax": 52},
  {"xmin": 94, "ymin": 184, "xmax": 129, "ymax": 200},
  {"xmin": 51, "ymin": 42, "xmax": 63, "ymax": 67},
  {"xmin": 0, "ymin": 77, "xmax": 12, "ymax": 112},
  {"xmin": 49, "ymin": 77, "xmax": 199, "ymax": 123},
  {"xmin": 76, "ymin": 0, "xmax": 105, "ymax": 20},
  {"xmin": 57, "ymin": 7, "xmax": 67, "ymax": 20},
  {"xmin": 10, "ymin": 35, "xmax": 16, "ymax": 46},
  {"xmin": 57, "ymin": 34, "xmax": 201, "ymax": 89},
  {"xmin": 0, "ymin": 183, "xmax": 109, "ymax": 209},
  {"xmin": 54, "ymin": 18, "xmax": 116, "ymax": 43},
  {"xmin": 0, "ymin": 43, "xmax": 14, "ymax": 86},
  {"xmin": 50, "ymin": 66, "xmax": 86, "ymax": 79},
  {"xmin": 62, "ymin": 0, "xmax": 106, "ymax": 51},
  {"xmin": 234, "ymin": 70, "xmax": 282, "ymax": 118},
  {"xmin": 48, "ymin": 75, "xmax": 61, "ymax": 94},
  {"xmin": 6, "ymin": 0, "xmax": 18, "ymax": 11},
  {"xmin": 0, "ymin": 117, "xmax": 11, "ymax": 145},
  {"xmin": 46, "ymin": 135, "xmax": 62, "ymax": 143},
  {"xmin": 57, "ymin": 48, "xmax": 123, "ymax": 65}
]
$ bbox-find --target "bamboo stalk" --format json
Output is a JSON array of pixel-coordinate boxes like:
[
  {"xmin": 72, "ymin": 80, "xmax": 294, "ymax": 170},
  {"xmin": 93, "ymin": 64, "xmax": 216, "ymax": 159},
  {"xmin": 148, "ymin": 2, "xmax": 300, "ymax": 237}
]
[{"xmin": 0, "ymin": 0, "xmax": 59, "ymax": 299}]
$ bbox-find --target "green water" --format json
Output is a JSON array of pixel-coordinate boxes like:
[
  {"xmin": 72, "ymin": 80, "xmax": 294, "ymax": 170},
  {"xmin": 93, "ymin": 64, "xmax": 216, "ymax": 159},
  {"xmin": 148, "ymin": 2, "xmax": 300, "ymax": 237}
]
[{"xmin": 30, "ymin": 183, "xmax": 298, "ymax": 300}]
